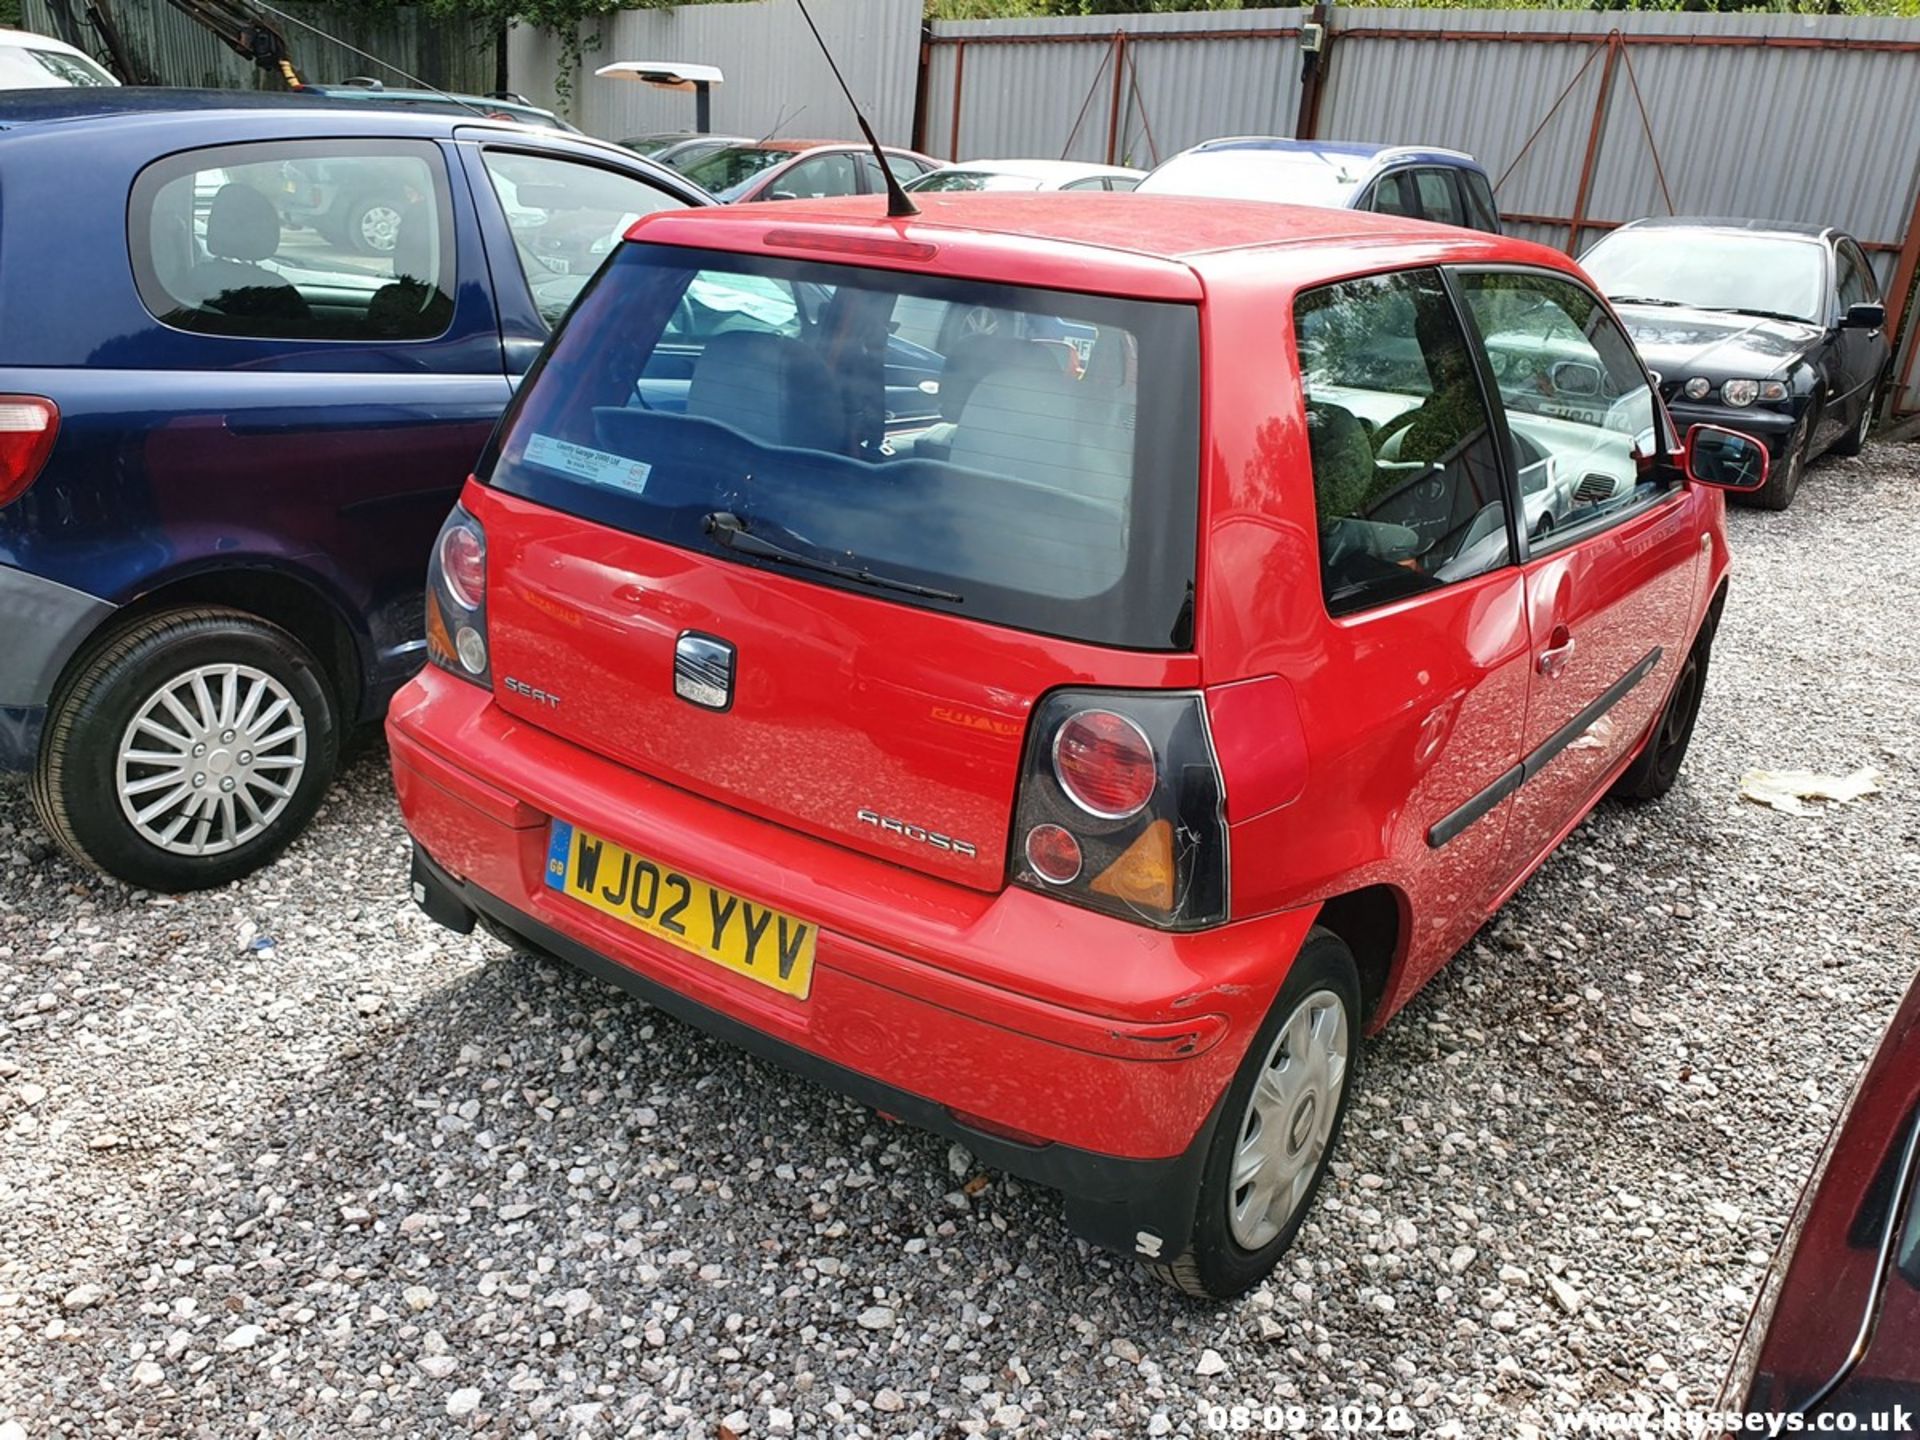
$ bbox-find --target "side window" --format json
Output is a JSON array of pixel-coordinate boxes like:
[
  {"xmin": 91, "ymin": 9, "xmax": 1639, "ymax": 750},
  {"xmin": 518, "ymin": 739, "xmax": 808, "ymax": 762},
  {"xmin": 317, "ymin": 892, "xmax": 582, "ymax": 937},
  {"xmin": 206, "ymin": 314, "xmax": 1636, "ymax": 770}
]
[
  {"xmin": 1367, "ymin": 173, "xmax": 1418, "ymax": 218},
  {"xmin": 1463, "ymin": 173, "xmax": 1501, "ymax": 234},
  {"xmin": 1413, "ymin": 170, "xmax": 1464, "ymax": 227},
  {"xmin": 129, "ymin": 139, "xmax": 456, "ymax": 342},
  {"xmin": 884, "ymin": 154, "xmax": 929, "ymax": 183},
  {"xmin": 1295, "ymin": 268, "xmax": 1510, "ymax": 616},
  {"xmin": 778, "ymin": 153, "xmax": 858, "ymax": 199},
  {"xmin": 1456, "ymin": 269, "xmax": 1663, "ymax": 543},
  {"xmin": 1062, "ymin": 176, "xmax": 1110, "ymax": 192},
  {"xmin": 1836, "ymin": 240, "xmax": 1877, "ymax": 309},
  {"xmin": 481, "ymin": 149, "xmax": 690, "ymax": 328}
]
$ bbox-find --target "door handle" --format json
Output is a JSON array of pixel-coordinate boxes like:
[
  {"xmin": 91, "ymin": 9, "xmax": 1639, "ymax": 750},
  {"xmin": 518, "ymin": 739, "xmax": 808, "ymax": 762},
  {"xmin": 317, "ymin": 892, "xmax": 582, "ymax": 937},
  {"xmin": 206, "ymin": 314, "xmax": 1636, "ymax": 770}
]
[{"xmin": 1538, "ymin": 628, "xmax": 1576, "ymax": 679}]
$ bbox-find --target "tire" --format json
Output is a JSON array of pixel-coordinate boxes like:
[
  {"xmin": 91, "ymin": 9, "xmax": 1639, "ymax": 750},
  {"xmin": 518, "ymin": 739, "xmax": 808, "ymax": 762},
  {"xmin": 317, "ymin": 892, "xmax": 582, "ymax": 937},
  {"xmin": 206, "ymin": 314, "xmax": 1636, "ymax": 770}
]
[
  {"xmin": 1146, "ymin": 928, "xmax": 1362, "ymax": 1301},
  {"xmin": 1830, "ymin": 375, "xmax": 1883, "ymax": 458},
  {"xmin": 31, "ymin": 607, "xmax": 340, "ymax": 893},
  {"xmin": 1611, "ymin": 615, "xmax": 1714, "ymax": 803},
  {"xmin": 1741, "ymin": 407, "xmax": 1810, "ymax": 512},
  {"xmin": 343, "ymin": 191, "xmax": 405, "ymax": 256}
]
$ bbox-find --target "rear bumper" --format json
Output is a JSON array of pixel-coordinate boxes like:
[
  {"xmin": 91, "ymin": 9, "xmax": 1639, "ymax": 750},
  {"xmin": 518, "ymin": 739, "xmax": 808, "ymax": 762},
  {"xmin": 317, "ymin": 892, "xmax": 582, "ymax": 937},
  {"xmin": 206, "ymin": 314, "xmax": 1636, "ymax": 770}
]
[
  {"xmin": 387, "ymin": 667, "xmax": 1322, "ymax": 1258},
  {"xmin": 0, "ymin": 566, "xmax": 112, "ymax": 769}
]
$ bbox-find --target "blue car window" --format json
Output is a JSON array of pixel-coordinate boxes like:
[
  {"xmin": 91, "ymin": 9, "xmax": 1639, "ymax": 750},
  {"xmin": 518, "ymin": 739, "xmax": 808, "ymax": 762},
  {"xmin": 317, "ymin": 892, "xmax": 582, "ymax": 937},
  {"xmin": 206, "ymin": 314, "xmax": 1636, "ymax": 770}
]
[
  {"xmin": 1413, "ymin": 169, "xmax": 1464, "ymax": 227},
  {"xmin": 129, "ymin": 139, "xmax": 456, "ymax": 343}
]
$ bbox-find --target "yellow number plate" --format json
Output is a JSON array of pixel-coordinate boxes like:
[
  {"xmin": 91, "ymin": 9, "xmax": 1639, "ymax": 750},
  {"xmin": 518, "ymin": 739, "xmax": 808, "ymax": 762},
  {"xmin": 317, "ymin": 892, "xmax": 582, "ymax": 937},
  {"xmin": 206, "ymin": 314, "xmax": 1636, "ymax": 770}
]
[{"xmin": 544, "ymin": 821, "xmax": 816, "ymax": 999}]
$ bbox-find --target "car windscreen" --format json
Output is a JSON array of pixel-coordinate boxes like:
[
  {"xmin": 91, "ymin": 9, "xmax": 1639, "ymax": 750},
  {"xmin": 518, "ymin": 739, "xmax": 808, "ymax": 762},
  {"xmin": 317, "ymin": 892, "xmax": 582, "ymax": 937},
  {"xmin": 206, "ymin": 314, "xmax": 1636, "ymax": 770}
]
[
  {"xmin": 478, "ymin": 243, "xmax": 1202, "ymax": 651},
  {"xmin": 678, "ymin": 145, "xmax": 797, "ymax": 195},
  {"xmin": 1581, "ymin": 230, "xmax": 1827, "ymax": 323},
  {"xmin": 0, "ymin": 45, "xmax": 117, "ymax": 87},
  {"xmin": 1137, "ymin": 149, "xmax": 1364, "ymax": 206}
]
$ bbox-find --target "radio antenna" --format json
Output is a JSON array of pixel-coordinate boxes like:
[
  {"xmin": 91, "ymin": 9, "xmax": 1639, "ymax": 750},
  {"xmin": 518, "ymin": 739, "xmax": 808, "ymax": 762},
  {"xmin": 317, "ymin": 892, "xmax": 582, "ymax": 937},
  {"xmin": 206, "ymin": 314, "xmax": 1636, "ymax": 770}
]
[{"xmin": 792, "ymin": 0, "xmax": 917, "ymax": 218}]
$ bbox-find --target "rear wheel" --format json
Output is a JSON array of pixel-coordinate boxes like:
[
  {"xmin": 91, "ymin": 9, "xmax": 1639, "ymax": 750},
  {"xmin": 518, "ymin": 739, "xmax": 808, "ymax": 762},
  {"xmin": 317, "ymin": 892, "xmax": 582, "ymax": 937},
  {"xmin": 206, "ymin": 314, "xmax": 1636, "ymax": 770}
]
[
  {"xmin": 31, "ymin": 608, "xmax": 339, "ymax": 892},
  {"xmin": 344, "ymin": 191, "xmax": 404, "ymax": 255},
  {"xmin": 1611, "ymin": 616, "xmax": 1713, "ymax": 803},
  {"xmin": 1146, "ymin": 929, "xmax": 1360, "ymax": 1300},
  {"xmin": 1830, "ymin": 375, "xmax": 1883, "ymax": 458},
  {"xmin": 1742, "ymin": 408, "xmax": 1810, "ymax": 512}
]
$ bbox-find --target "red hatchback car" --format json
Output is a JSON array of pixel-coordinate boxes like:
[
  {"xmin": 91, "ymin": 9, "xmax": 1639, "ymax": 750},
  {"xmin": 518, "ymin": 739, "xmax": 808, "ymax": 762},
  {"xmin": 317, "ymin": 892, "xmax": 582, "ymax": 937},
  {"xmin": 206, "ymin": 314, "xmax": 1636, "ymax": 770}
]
[{"xmin": 388, "ymin": 194, "xmax": 1768, "ymax": 1298}]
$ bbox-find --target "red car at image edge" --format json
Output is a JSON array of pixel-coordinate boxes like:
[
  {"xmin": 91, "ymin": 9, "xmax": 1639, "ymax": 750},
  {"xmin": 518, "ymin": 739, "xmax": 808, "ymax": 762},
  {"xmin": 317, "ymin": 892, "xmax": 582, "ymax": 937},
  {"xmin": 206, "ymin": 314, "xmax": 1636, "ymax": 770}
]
[{"xmin": 388, "ymin": 192, "xmax": 1770, "ymax": 1298}]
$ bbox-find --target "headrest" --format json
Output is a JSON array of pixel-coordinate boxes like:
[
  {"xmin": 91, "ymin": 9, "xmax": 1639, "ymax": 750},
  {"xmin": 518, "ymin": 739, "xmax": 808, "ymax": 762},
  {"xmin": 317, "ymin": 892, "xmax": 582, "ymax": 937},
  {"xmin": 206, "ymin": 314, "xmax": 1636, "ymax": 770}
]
[
  {"xmin": 1305, "ymin": 400, "xmax": 1376, "ymax": 518},
  {"xmin": 950, "ymin": 365, "xmax": 1133, "ymax": 507},
  {"xmin": 687, "ymin": 331, "xmax": 843, "ymax": 452},
  {"xmin": 206, "ymin": 184, "xmax": 282, "ymax": 263},
  {"xmin": 390, "ymin": 207, "xmax": 435, "ymax": 284},
  {"xmin": 937, "ymin": 337, "xmax": 1067, "ymax": 423}
]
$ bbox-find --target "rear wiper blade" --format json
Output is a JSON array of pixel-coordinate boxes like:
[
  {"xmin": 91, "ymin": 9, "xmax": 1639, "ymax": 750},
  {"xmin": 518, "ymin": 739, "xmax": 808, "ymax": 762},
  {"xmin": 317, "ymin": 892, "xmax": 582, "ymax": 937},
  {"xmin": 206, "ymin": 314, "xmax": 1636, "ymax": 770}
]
[{"xmin": 703, "ymin": 512, "xmax": 962, "ymax": 603}]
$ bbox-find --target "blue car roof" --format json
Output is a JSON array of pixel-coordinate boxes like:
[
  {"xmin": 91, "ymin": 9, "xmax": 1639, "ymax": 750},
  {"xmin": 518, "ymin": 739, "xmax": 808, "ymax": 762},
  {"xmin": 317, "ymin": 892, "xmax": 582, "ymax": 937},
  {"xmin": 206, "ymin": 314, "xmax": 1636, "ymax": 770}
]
[
  {"xmin": 1183, "ymin": 136, "xmax": 1487, "ymax": 175},
  {"xmin": 0, "ymin": 86, "xmax": 495, "ymax": 136}
]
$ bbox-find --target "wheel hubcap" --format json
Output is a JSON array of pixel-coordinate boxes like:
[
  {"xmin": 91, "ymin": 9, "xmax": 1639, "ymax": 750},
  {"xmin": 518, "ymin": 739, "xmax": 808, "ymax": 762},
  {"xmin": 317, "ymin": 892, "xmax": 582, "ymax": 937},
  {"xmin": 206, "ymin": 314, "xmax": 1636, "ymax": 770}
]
[
  {"xmin": 361, "ymin": 205, "xmax": 401, "ymax": 251},
  {"xmin": 116, "ymin": 663, "xmax": 307, "ymax": 857},
  {"xmin": 1228, "ymin": 990, "xmax": 1350, "ymax": 1251}
]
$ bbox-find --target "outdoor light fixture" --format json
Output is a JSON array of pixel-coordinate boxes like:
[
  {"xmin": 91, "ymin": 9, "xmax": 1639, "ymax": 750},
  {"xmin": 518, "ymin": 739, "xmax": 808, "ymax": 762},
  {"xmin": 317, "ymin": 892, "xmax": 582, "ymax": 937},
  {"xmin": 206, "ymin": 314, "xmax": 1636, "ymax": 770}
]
[{"xmin": 595, "ymin": 60, "xmax": 726, "ymax": 132}]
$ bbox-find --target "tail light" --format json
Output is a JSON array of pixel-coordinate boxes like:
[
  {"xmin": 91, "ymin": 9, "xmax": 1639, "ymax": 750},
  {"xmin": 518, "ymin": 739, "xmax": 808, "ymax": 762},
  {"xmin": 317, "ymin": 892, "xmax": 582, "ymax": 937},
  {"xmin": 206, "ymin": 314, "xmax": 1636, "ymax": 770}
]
[
  {"xmin": 0, "ymin": 396, "xmax": 59, "ymax": 508},
  {"xmin": 425, "ymin": 504, "xmax": 490, "ymax": 688},
  {"xmin": 1011, "ymin": 691, "xmax": 1228, "ymax": 930}
]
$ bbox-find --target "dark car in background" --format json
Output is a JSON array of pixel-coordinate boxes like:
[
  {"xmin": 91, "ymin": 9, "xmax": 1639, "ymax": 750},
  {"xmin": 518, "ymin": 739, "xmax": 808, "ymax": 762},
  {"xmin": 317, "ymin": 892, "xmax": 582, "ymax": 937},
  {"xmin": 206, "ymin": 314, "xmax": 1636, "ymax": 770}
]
[
  {"xmin": 0, "ymin": 89, "xmax": 704, "ymax": 892},
  {"xmin": 676, "ymin": 139, "xmax": 938, "ymax": 202},
  {"xmin": 618, "ymin": 130, "xmax": 748, "ymax": 175},
  {"xmin": 1722, "ymin": 969, "xmax": 1920, "ymax": 1422},
  {"xmin": 1136, "ymin": 137, "xmax": 1502, "ymax": 234},
  {"xmin": 1581, "ymin": 218, "xmax": 1890, "ymax": 511}
]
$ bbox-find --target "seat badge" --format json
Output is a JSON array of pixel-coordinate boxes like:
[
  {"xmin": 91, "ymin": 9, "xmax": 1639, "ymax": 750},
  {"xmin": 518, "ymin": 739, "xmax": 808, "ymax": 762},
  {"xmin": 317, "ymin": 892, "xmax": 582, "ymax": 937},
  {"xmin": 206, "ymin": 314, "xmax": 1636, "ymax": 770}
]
[{"xmin": 674, "ymin": 632, "xmax": 735, "ymax": 712}]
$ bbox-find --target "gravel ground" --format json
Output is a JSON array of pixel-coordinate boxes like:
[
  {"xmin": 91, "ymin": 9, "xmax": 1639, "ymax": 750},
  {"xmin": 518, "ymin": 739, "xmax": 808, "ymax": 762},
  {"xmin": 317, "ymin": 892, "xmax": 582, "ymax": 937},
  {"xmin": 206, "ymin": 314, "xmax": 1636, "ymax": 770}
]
[{"xmin": 2, "ymin": 439, "xmax": 1917, "ymax": 1440}]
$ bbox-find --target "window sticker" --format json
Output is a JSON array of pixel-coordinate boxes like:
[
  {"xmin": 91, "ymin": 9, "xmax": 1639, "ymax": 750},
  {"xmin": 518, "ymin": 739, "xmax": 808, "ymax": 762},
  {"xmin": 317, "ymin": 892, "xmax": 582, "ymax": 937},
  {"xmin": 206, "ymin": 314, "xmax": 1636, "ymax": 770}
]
[{"xmin": 523, "ymin": 433, "xmax": 652, "ymax": 496}]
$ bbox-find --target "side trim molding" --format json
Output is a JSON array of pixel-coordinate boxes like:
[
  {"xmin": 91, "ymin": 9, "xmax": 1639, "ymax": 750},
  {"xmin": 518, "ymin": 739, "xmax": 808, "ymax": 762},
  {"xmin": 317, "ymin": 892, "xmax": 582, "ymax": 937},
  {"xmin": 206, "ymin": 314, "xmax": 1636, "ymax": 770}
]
[{"xmin": 1428, "ymin": 645, "xmax": 1664, "ymax": 849}]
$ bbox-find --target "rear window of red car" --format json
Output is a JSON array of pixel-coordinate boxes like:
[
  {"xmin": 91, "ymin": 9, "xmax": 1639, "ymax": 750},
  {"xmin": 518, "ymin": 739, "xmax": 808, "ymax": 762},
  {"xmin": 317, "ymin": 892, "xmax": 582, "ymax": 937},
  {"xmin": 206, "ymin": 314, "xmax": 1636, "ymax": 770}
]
[{"xmin": 477, "ymin": 243, "xmax": 1202, "ymax": 650}]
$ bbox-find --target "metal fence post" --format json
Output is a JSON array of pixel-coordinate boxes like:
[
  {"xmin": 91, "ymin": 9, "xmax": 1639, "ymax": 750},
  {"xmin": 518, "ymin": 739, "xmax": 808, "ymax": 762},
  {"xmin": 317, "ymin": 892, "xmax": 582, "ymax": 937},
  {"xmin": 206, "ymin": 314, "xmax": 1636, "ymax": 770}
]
[
  {"xmin": 1566, "ymin": 30, "xmax": 1621, "ymax": 256},
  {"xmin": 1105, "ymin": 30, "xmax": 1128, "ymax": 166},
  {"xmin": 948, "ymin": 37, "xmax": 967, "ymax": 160},
  {"xmin": 1295, "ymin": 2, "xmax": 1331, "ymax": 141}
]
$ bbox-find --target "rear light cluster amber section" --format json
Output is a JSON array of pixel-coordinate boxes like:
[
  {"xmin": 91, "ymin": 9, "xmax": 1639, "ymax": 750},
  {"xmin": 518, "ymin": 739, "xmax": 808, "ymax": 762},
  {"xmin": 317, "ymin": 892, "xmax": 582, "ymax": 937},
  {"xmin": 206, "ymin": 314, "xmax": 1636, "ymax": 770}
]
[
  {"xmin": 0, "ymin": 396, "xmax": 59, "ymax": 508},
  {"xmin": 426, "ymin": 503, "xmax": 491, "ymax": 689},
  {"xmin": 1010, "ymin": 690, "xmax": 1228, "ymax": 930}
]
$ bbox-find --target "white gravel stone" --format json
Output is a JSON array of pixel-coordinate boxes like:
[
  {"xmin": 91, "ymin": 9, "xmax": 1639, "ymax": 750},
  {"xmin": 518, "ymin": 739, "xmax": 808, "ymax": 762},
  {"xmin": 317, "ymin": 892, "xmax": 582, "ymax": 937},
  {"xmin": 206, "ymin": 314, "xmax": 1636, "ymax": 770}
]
[{"xmin": 1, "ymin": 439, "xmax": 1915, "ymax": 1437}]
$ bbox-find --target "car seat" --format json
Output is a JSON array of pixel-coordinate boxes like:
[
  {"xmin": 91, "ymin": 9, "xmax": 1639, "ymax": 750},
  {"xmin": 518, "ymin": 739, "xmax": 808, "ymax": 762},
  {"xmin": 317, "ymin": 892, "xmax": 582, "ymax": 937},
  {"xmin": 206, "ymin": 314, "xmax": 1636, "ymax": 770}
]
[
  {"xmin": 184, "ymin": 184, "xmax": 310, "ymax": 324},
  {"xmin": 947, "ymin": 364, "xmax": 1132, "ymax": 510},
  {"xmin": 686, "ymin": 331, "xmax": 847, "ymax": 452},
  {"xmin": 366, "ymin": 207, "xmax": 452, "ymax": 338},
  {"xmin": 912, "ymin": 338, "xmax": 1065, "ymax": 461}
]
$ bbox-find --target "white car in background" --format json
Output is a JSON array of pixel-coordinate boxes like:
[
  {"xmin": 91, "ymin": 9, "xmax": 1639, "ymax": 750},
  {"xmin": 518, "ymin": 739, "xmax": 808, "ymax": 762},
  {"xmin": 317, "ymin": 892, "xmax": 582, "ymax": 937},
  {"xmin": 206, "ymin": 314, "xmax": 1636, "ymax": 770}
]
[
  {"xmin": 0, "ymin": 28, "xmax": 117, "ymax": 88},
  {"xmin": 903, "ymin": 158, "xmax": 1144, "ymax": 194}
]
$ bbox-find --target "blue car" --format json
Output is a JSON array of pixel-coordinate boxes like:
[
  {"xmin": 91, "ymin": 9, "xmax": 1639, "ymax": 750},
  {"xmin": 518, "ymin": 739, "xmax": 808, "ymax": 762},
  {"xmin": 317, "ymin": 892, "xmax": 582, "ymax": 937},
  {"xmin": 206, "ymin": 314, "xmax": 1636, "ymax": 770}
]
[
  {"xmin": 0, "ymin": 88, "xmax": 706, "ymax": 891},
  {"xmin": 1135, "ymin": 137, "xmax": 1502, "ymax": 233}
]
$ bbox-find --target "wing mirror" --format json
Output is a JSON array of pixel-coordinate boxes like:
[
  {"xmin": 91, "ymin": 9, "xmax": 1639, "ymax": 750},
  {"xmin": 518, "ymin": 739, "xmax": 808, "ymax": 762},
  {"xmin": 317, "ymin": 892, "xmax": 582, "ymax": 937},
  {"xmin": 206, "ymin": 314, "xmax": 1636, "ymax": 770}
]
[
  {"xmin": 1550, "ymin": 360, "xmax": 1603, "ymax": 398},
  {"xmin": 1842, "ymin": 302, "xmax": 1885, "ymax": 330},
  {"xmin": 1683, "ymin": 423, "xmax": 1769, "ymax": 492}
]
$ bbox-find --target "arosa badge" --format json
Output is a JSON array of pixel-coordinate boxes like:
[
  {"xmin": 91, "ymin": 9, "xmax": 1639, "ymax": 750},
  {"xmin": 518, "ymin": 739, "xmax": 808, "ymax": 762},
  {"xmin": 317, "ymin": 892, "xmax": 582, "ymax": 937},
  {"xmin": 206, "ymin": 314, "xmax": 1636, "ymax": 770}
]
[{"xmin": 674, "ymin": 632, "xmax": 735, "ymax": 711}]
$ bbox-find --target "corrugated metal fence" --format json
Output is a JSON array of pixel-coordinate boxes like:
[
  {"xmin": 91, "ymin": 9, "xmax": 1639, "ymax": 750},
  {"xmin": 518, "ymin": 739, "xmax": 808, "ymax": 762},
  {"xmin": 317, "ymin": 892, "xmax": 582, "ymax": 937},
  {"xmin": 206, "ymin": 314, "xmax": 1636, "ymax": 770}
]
[
  {"xmin": 506, "ymin": 0, "xmax": 920, "ymax": 147},
  {"xmin": 24, "ymin": 0, "xmax": 497, "ymax": 92},
  {"xmin": 922, "ymin": 7, "xmax": 1920, "ymax": 417}
]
